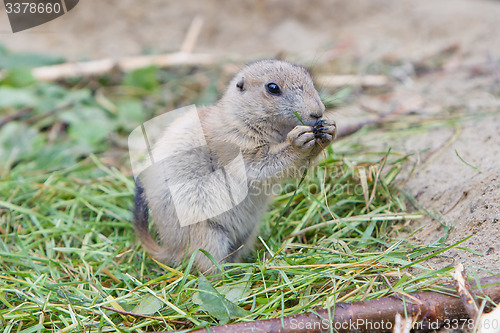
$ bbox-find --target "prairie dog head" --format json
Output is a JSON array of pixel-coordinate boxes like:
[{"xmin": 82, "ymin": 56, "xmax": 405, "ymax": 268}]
[{"xmin": 220, "ymin": 60, "xmax": 325, "ymax": 141}]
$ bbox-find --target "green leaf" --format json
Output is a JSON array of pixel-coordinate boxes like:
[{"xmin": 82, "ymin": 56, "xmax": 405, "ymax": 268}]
[
  {"xmin": 116, "ymin": 99, "xmax": 145, "ymax": 131},
  {"xmin": 33, "ymin": 84, "xmax": 69, "ymax": 114},
  {"xmin": 215, "ymin": 273, "xmax": 252, "ymax": 303},
  {"xmin": 131, "ymin": 294, "xmax": 163, "ymax": 315},
  {"xmin": 193, "ymin": 273, "xmax": 252, "ymax": 305},
  {"xmin": 0, "ymin": 68, "xmax": 35, "ymax": 87},
  {"xmin": 197, "ymin": 275, "xmax": 249, "ymax": 324},
  {"xmin": 60, "ymin": 106, "xmax": 113, "ymax": 150},
  {"xmin": 123, "ymin": 66, "xmax": 158, "ymax": 91},
  {"xmin": 59, "ymin": 88, "xmax": 92, "ymax": 106},
  {"xmin": 0, "ymin": 122, "xmax": 44, "ymax": 164},
  {"xmin": 34, "ymin": 85, "xmax": 91, "ymax": 116},
  {"xmin": 0, "ymin": 46, "xmax": 63, "ymax": 70},
  {"xmin": 0, "ymin": 87, "xmax": 38, "ymax": 108}
]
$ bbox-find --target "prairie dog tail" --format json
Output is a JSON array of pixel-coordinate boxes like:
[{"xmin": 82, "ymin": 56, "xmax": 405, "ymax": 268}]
[{"xmin": 133, "ymin": 180, "xmax": 164, "ymax": 256}]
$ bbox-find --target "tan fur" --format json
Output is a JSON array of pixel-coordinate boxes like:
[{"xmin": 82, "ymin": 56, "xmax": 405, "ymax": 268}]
[{"xmin": 134, "ymin": 60, "xmax": 336, "ymax": 273}]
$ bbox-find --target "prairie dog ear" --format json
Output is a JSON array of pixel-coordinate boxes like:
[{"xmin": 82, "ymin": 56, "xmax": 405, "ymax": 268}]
[{"xmin": 236, "ymin": 77, "xmax": 245, "ymax": 91}]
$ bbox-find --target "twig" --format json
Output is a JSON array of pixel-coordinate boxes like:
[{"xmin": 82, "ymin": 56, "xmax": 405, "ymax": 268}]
[
  {"xmin": 333, "ymin": 103, "xmax": 406, "ymax": 139},
  {"xmin": 0, "ymin": 107, "xmax": 33, "ymax": 129},
  {"xmin": 179, "ymin": 276, "xmax": 500, "ymax": 333},
  {"xmin": 25, "ymin": 102, "xmax": 74, "ymax": 125},
  {"xmin": 1, "ymin": 52, "xmax": 216, "ymax": 82},
  {"xmin": 316, "ymin": 74, "xmax": 390, "ymax": 89},
  {"xmin": 452, "ymin": 263, "xmax": 480, "ymax": 320},
  {"xmin": 180, "ymin": 15, "xmax": 204, "ymax": 53},
  {"xmin": 452, "ymin": 263, "xmax": 500, "ymax": 333}
]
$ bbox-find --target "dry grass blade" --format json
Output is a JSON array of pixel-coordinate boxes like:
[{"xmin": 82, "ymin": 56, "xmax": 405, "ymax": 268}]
[{"xmin": 180, "ymin": 15, "xmax": 205, "ymax": 53}]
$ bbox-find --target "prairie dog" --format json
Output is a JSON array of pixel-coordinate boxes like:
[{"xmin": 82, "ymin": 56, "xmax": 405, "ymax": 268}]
[{"xmin": 134, "ymin": 60, "xmax": 336, "ymax": 272}]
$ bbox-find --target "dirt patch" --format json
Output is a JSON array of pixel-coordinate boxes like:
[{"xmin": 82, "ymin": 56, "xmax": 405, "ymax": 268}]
[
  {"xmin": 405, "ymin": 113, "xmax": 500, "ymax": 275},
  {"xmin": 1, "ymin": 0, "xmax": 499, "ymax": 274},
  {"xmin": 0, "ymin": 0, "xmax": 387, "ymax": 60}
]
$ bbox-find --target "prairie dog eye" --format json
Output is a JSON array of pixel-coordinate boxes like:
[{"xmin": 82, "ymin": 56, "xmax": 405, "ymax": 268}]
[{"xmin": 265, "ymin": 82, "xmax": 282, "ymax": 95}]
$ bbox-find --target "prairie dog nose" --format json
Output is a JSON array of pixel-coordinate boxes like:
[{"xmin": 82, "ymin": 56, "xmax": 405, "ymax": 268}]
[{"xmin": 309, "ymin": 96, "xmax": 325, "ymax": 119}]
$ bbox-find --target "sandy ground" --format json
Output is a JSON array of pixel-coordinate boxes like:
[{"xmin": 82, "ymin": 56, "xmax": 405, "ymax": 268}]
[{"xmin": 1, "ymin": 0, "xmax": 499, "ymax": 276}]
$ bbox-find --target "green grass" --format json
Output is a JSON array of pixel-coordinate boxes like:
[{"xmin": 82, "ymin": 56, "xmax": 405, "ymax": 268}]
[{"xmin": 0, "ymin": 53, "xmax": 474, "ymax": 332}]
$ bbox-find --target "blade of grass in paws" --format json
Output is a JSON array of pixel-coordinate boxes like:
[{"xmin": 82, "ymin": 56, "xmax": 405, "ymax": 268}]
[{"xmin": 294, "ymin": 111, "xmax": 305, "ymax": 125}]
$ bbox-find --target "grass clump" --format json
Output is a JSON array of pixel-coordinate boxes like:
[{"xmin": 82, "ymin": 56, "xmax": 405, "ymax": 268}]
[
  {"xmin": 0, "ymin": 52, "xmax": 469, "ymax": 332},
  {"xmin": 0, "ymin": 146, "xmax": 459, "ymax": 332}
]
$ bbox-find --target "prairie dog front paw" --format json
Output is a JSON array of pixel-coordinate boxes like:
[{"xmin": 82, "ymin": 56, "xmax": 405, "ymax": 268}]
[
  {"xmin": 287, "ymin": 120, "xmax": 337, "ymax": 156},
  {"xmin": 312, "ymin": 120, "xmax": 337, "ymax": 147},
  {"xmin": 287, "ymin": 125, "xmax": 316, "ymax": 153}
]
